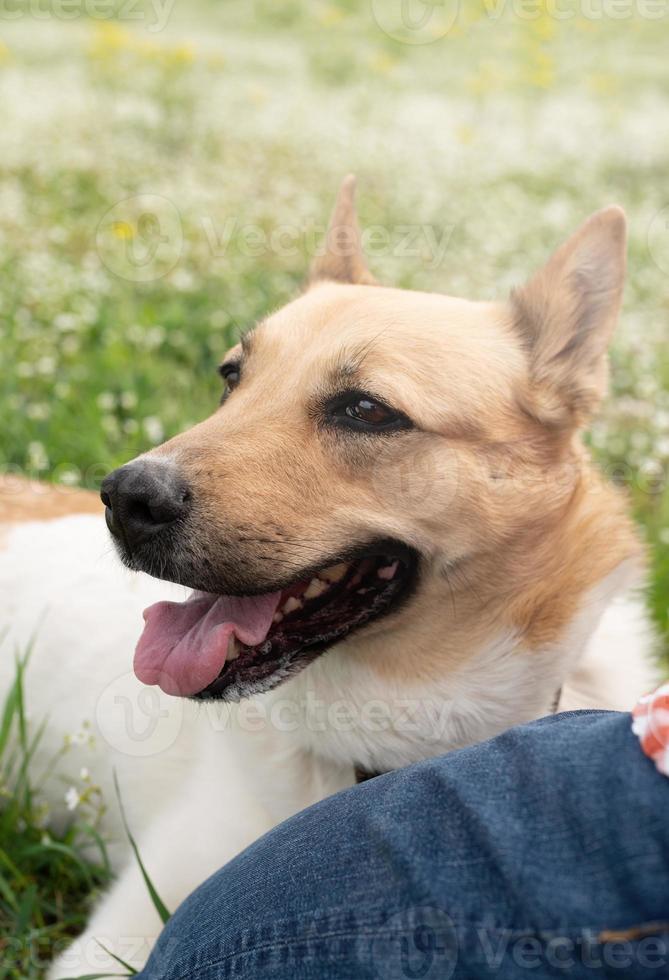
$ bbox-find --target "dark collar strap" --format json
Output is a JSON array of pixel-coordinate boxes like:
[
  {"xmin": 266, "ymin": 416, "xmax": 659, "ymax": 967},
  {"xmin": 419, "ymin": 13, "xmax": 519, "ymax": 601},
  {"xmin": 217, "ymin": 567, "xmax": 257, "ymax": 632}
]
[{"xmin": 355, "ymin": 767, "xmax": 384, "ymax": 784}]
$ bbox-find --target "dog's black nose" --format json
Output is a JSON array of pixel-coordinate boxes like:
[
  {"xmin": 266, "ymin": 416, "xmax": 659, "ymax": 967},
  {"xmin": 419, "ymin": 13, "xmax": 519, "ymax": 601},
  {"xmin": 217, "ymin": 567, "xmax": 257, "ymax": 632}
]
[{"xmin": 101, "ymin": 460, "xmax": 191, "ymax": 548}]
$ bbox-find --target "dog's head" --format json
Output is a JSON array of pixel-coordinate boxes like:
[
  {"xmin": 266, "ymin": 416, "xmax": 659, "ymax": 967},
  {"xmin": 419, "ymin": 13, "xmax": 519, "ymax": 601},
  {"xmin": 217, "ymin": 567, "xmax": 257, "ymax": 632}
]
[{"xmin": 102, "ymin": 177, "xmax": 631, "ymax": 711}]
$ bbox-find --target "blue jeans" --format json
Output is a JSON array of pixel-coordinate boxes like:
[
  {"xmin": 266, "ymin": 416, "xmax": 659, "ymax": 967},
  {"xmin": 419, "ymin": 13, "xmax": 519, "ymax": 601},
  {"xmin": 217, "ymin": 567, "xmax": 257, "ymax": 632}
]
[{"xmin": 138, "ymin": 711, "xmax": 669, "ymax": 979}]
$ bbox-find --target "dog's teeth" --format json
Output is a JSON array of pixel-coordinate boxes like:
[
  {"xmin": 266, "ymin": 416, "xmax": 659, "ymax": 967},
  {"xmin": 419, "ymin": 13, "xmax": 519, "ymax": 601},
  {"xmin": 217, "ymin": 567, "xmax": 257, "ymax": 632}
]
[
  {"xmin": 272, "ymin": 612, "xmax": 284, "ymax": 624},
  {"xmin": 321, "ymin": 563, "xmax": 348, "ymax": 583},
  {"xmin": 227, "ymin": 635, "xmax": 240, "ymax": 661},
  {"xmin": 282, "ymin": 596, "xmax": 303, "ymax": 614},
  {"xmin": 377, "ymin": 561, "xmax": 399, "ymax": 581},
  {"xmin": 304, "ymin": 577, "xmax": 328, "ymax": 599}
]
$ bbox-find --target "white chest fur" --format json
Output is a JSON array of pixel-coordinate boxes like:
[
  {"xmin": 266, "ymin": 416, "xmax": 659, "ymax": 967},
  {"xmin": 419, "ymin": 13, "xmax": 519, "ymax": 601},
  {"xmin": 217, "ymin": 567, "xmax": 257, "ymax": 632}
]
[{"xmin": 278, "ymin": 562, "xmax": 656, "ymax": 773}]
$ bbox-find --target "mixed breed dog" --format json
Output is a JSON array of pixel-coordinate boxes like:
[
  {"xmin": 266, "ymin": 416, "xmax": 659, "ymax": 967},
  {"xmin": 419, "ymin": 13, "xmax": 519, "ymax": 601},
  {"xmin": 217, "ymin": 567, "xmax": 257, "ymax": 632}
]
[{"xmin": 0, "ymin": 178, "xmax": 656, "ymax": 976}]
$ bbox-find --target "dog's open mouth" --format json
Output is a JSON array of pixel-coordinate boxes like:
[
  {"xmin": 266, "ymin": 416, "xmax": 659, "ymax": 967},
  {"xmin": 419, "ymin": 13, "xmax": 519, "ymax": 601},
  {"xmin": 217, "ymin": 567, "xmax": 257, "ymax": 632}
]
[{"xmin": 134, "ymin": 545, "xmax": 418, "ymax": 700}]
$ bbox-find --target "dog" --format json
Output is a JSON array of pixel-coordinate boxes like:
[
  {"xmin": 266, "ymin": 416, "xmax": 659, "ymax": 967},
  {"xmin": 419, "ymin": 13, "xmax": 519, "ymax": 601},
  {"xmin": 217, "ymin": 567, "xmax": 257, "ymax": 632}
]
[{"xmin": 0, "ymin": 178, "xmax": 656, "ymax": 977}]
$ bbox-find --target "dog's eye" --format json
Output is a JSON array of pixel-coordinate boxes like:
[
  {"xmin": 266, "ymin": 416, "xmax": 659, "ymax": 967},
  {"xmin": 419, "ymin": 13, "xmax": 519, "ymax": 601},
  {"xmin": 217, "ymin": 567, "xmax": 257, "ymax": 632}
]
[
  {"xmin": 347, "ymin": 398, "xmax": 393, "ymax": 425},
  {"xmin": 218, "ymin": 362, "xmax": 241, "ymax": 399},
  {"xmin": 326, "ymin": 392, "xmax": 411, "ymax": 433}
]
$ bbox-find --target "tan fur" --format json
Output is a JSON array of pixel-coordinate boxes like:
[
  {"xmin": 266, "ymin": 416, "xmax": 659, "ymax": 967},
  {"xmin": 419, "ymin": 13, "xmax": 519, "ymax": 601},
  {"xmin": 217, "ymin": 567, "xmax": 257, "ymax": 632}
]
[
  {"xmin": 138, "ymin": 182, "xmax": 642, "ymax": 702},
  {"xmin": 512, "ymin": 206, "xmax": 626, "ymax": 429},
  {"xmin": 309, "ymin": 175, "xmax": 377, "ymax": 286}
]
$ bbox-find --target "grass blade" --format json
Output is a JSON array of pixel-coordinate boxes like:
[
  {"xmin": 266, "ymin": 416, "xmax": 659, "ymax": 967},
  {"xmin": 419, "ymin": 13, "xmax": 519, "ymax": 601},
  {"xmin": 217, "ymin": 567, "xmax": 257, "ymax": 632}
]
[
  {"xmin": 96, "ymin": 940, "xmax": 138, "ymax": 975},
  {"xmin": 57, "ymin": 974, "xmax": 129, "ymax": 979},
  {"xmin": 113, "ymin": 771, "xmax": 171, "ymax": 925},
  {"xmin": 0, "ymin": 867, "xmax": 19, "ymax": 912},
  {"xmin": 0, "ymin": 679, "xmax": 19, "ymax": 760},
  {"xmin": 77, "ymin": 821, "xmax": 112, "ymax": 878}
]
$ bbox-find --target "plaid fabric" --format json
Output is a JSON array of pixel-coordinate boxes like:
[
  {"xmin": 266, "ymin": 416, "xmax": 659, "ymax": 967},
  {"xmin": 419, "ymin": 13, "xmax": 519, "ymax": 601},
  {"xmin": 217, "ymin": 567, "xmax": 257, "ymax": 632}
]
[{"xmin": 632, "ymin": 682, "xmax": 669, "ymax": 777}]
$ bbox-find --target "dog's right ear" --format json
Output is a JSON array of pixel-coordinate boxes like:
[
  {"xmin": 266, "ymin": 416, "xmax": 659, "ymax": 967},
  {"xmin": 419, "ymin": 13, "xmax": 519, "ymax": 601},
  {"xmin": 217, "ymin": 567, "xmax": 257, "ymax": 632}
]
[
  {"xmin": 309, "ymin": 175, "xmax": 377, "ymax": 286},
  {"xmin": 511, "ymin": 206, "xmax": 627, "ymax": 430}
]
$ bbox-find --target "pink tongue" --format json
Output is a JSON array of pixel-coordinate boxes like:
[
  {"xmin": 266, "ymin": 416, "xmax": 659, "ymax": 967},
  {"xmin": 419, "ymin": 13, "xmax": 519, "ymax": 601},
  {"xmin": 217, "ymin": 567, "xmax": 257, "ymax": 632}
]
[{"xmin": 134, "ymin": 590, "xmax": 282, "ymax": 696}]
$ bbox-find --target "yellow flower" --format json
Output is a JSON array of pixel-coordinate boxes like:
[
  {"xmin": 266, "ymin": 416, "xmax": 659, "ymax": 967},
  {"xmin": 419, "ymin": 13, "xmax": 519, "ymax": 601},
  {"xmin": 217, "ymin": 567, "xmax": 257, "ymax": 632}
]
[
  {"xmin": 370, "ymin": 50, "xmax": 397, "ymax": 75},
  {"xmin": 89, "ymin": 22, "xmax": 134, "ymax": 60},
  {"xmin": 248, "ymin": 84, "xmax": 268, "ymax": 106},
  {"xmin": 456, "ymin": 124, "xmax": 476, "ymax": 145},
  {"xmin": 87, "ymin": 22, "xmax": 196, "ymax": 70},
  {"xmin": 164, "ymin": 43, "xmax": 196, "ymax": 67},
  {"xmin": 112, "ymin": 221, "xmax": 134, "ymax": 241},
  {"xmin": 319, "ymin": 5, "xmax": 345, "ymax": 27},
  {"xmin": 588, "ymin": 73, "xmax": 619, "ymax": 97}
]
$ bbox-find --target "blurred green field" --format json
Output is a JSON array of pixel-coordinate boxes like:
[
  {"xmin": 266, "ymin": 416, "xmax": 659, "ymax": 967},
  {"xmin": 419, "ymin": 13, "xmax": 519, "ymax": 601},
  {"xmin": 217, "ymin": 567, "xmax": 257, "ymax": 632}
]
[{"xmin": 1, "ymin": 3, "xmax": 669, "ymax": 976}]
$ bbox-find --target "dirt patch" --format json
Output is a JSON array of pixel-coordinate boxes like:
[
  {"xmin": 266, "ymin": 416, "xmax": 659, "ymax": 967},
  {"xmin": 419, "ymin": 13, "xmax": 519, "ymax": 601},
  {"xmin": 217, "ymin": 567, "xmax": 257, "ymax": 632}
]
[{"xmin": 0, "ymin": 475, "xmax": 102, "ymax": 524}]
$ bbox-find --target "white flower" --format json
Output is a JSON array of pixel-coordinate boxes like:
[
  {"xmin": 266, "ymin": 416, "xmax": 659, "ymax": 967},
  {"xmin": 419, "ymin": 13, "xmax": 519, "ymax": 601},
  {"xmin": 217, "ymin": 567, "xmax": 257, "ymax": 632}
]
[
  {"xmin": 37, "ymin": 355, "xmax": 56, "ymax": 376},
  {"xmin": 79, "ymin": 767, "xmax": 90, "ymax": 781},
  {"xmin": 65, "ymin": 787, "xmax": 81, "ymax": 811},
  {"xmin": 27, "ymin": 441, "xmax": 48, "ymax": 471},
  {"xmin": 172, "ymin": 268, "xmax": 194, "ymax": 291},
  {"xmin": 97, "ymin": 391, "xmax": 116, "ymax": 411},
  {"xmin": 58, "ymin": 468, "xmax": 80, "ymax": 486},
  {"xmin": 66, "ymin": 727, "xmax": 89, "ymax": 747},
  {"xmin": 656, "ymin": 437, "xmax": 669, "ymax": 460},
  {"xmin": 54, "ymin": 313, "xmax": 78, "ymax": 332},
  {"xmin": 26, "ymin": 403, "xmax": 50, "ymax": 421},
  {"xmin": 143, "ymin": 326, "xmax": 166, "ymax": 350},
  {"xmin": 143, "ymin": 416, "xmax": 164, "ymax": 444}
]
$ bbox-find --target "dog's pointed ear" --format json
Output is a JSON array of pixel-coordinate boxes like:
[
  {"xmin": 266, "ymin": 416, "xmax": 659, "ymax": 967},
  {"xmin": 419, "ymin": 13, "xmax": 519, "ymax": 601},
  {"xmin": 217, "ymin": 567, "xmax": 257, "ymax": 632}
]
[
  {"xmin": 309, "ymin": 175, "xmax": 377, "ymax": 286},
  {"xmin": 511, "ymin": 206, "xmax": 626, "ymax": 429}
]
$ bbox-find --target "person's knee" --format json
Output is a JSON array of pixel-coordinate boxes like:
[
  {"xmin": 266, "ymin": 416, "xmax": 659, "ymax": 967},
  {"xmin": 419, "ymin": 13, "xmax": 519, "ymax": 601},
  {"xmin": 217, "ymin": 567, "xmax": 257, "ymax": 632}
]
[{"xmin": 139, "ymin": 711, "xmax": 669, "ymax": 979}]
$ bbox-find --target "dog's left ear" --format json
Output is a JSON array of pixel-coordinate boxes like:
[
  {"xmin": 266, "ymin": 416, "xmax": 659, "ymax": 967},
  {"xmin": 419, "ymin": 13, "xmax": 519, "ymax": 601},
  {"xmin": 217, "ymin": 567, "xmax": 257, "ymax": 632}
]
[
  {"xmin": 309, "ymin": 175, "xmax": 377, "ymax": 286},
  {"xmin": 511, "ymin": 206, "xmax": 626, "ymax": 429}
]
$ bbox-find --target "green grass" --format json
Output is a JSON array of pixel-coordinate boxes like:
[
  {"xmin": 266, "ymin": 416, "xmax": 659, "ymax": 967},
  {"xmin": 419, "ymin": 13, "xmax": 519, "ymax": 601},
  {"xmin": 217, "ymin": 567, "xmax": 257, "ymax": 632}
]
[
  {"xmin": 0, "ymin": 643, "xmax": 171, "ymax": 979},
  {"xmin": 0, "ymin": 644, "xmax": 112, "ymax": 980}
]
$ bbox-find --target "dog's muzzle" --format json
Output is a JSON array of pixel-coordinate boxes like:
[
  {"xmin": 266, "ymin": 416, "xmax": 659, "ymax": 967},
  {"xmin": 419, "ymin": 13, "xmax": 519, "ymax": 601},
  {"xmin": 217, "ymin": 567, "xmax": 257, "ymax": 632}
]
[{"xmin": 101, "ymin": 459, "xmax": 191, "ymax": 550}]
